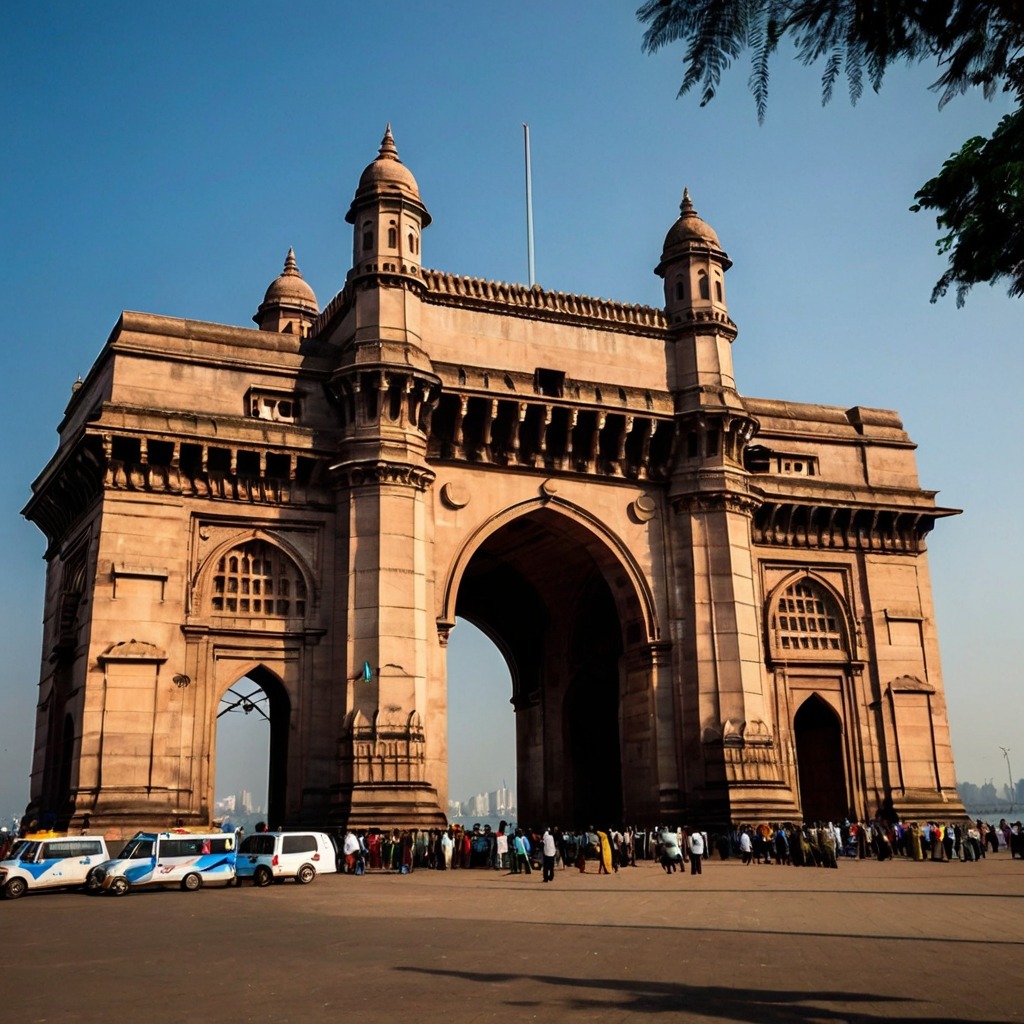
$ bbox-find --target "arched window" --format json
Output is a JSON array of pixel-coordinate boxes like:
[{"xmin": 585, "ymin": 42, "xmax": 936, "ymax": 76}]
[
  {"xmin": 362, "ymin": 224, "xmax": 374, "ymax": 252},
  {"xmin": 715, "ymin": 280, "xmax": 723, "ymax": 302},
  {"xmin": 408, "ymin": 232, "xmax": 418, "ymax": 255},
  {"xmin": 771, "ymin": 578, "xmax": 846, "ymax": 654},
  {"xmin": 387, "ymin": 225, "xmax": 397, "ymax": 248},
  {"xmin": 675, "ymin": 278, "xmax": 685, "ymax": 301},
  {"xmin": 698, "ymin": 271, "xmax": 710, "ymax": 300},
  {"xmin": 210, "ymin": 540, "xmax": 307, "ymax": 618}
]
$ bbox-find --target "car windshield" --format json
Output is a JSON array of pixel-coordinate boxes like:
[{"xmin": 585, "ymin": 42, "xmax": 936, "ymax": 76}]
[
  {"xmin": 118, "ymin": 838, "xmax": 155, "ymax": 860},
  {"xmin": 15, "ymin": 841, "xmax": 40, "ymax": 863}
]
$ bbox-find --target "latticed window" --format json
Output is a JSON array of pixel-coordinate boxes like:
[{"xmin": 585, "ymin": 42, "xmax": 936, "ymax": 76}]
[
  {"xmin": 772, "ymin": 580, "xmax": 845, "ymax": 653},
  {"xmin": 210, "ymin": 540, "xmax": 306, "ymax": 617}
]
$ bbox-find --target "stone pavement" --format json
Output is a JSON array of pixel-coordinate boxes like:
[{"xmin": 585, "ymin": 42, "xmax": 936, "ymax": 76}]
[{"xmin": 3, "ymin": 854, "xmax": 1022, "ymax": 1022}]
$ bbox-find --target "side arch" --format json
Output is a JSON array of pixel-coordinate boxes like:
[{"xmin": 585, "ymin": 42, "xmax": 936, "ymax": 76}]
[
  {"xmin": 793, "ymin": 692, "xmax": 849, "ymax": 821},
  {"xmin": 215, "ymin": 663, "xmax": 292, "ymax": 826},
  {"xmin": 438, "ymin": 495, "xmax": 661, "ymax": 644}
]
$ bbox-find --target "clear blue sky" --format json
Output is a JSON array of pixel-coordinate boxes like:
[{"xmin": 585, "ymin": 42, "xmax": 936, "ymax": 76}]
[{"xmin": 2, "ymin": 2, "xmax": 1021, "ymax": 820}]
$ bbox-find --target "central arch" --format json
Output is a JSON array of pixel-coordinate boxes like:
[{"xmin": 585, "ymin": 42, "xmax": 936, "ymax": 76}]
[{"xmin": 449, "ymin": 504, "xmax": 652, "ymax": 827}]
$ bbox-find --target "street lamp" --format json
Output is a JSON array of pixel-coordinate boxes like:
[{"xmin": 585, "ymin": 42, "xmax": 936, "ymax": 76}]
[{"xmin": 999, "ymin": 747, "xmax": 1014, "ymax": 813}]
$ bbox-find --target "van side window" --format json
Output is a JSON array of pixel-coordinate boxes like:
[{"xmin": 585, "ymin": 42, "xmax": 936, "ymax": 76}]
[
  {"xmin": 240, "ymin": 834, "xmax": 275, "ymax": 855},
  {"xmin": 282, "ymin": 835, "xmax": 317, "ymax": 855},
  {"xmin": 159, "ymin": 839, "xmax": 195, "ymax": 857},
  {"xmin": 210, "ymin": 837, "xmax": 234, "ymax": 853},
  {"xmin": 41, "ymin": 840, "xmax": 103, "ymax": 859}
]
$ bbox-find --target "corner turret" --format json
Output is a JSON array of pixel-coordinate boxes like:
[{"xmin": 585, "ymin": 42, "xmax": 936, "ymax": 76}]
[
  {"xmin": 345, "ymin": 125, "xmax": 430, "ymax": 287},
  {"xmin": 656, "ymin": 189, "xmax": 733, "ymax": 331}
]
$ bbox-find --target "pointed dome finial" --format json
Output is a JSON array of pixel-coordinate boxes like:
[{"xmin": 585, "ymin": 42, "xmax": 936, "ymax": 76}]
[
  {"xmin": 254, "ymin": 248, "xmax": 318, "ymax": 331},
  {"xmin": 378, "ymin": 123, "xmax": 399, "ymax": 161},
  {"xmin": 680, "ymin": 187, "xmax": 694, "ymax": 215}
]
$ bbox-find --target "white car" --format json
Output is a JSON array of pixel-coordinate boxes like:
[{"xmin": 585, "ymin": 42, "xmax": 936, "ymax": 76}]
[
  {"xmin": 235, "ymin": 831, "xmax": 338, "ymax": 886},
  {"xmin": 92, "ymin": 831, "xmax": 236, "ymax": 895},
  {"xmin": 0, "ymin": 836, "xmax": 111, "ymax": 899}
]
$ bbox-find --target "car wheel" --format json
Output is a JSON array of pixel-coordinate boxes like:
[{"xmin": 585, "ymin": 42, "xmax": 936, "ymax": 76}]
[
  {"xmin": 84, "ymin": 868, "xmax": 103, "ymax": 893},
  {"xmin": 109, "ymin": 876, "xmax": 129, "ymax": 896},
  {"xmin": 180, "ymin": 872, "xmax": 202, "ymax": 892},
  {"xmin": 3, "ymin": 877, "xmax": 28, "ymax": 899},
  {"xmin": 297, "ymin": 864, "xmax": 316, "ymax": 885},
  {"xmin": 253, "ymin": 865, "xmax": 273, "ymax": 888}
]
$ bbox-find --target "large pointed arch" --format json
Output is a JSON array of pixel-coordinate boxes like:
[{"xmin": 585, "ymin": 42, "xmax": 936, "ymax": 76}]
[{"xmin": 439, "ymin": 496, "xmax": 664, "ymax": 825}]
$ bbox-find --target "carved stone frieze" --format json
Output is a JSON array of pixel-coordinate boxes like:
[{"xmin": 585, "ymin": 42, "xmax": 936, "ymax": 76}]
[
  {"xmin": 331, "ymin": 459, "xmax": 435, "ymax": 491},
  {"xmin": 339, "ymin": 708, "xmax": 428, "ymax": 785},
  {"xmin": 672, "ymin": 491, "xmax": 762, "ymax": 516}
]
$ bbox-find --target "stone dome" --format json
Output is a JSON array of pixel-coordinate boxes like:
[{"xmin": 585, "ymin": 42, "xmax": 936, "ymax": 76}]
[
  {"xmin": 662, "ymin": 188, "xmax": 721, "ymax": 251},
  {"xmin": 346, "ymin": 125, "xmax": 431, "ymax": 226},
  {"xmin": 260, "ymin": 249, "xmax": 318, "ymax": 310},
  {"xmin": 253, "ymin": 249, "xmax": 318, "ymax": 330},
  {"xmin": 655, "ymin": 188, "xmax": 731, "ymax": 279}
]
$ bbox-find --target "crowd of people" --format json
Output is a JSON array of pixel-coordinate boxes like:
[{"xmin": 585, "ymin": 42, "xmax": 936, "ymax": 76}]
[
  {"xmin": 4, "ymin": 814, "xmax": 1021, "ymax": 875},
  {"xmin": 329, "ymin": 816, "xmax": 1024, "ymax": 877},
  {"xmin": 336, "ymin": 824, "xmax": 642, "ymax": 876}
]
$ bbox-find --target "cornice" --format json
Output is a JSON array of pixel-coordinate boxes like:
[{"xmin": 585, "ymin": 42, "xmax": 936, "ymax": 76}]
[{"xmin": 751, "ymin": 498, "xmax": 951, "ymax": 553}]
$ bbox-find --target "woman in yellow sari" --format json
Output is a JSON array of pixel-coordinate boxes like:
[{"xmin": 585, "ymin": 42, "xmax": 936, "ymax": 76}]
[{"xmin": 597, "ymin": 829, "xmax": 616, "ymax": 874}]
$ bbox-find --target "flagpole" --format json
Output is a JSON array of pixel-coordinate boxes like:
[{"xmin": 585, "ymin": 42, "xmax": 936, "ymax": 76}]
[{"xmin": 523, "ymin": 123, "xmax": 536, "ymax": 287}]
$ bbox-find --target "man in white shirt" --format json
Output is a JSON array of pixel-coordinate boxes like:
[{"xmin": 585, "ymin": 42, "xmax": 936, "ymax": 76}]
[
  {"xmin": 738, "ymin": 829, "xmax": 753, "ymax": 865},
  {"xmin": 342, "ymin": 830, "xmax": 361, "ymax": 873},
  {"xmin": 688, "ymin": 828, "xmax": 705, "ymax": 875},
  {"xmin": 542, "ymin": 828, "xmax": 557, "ymax": 882}
]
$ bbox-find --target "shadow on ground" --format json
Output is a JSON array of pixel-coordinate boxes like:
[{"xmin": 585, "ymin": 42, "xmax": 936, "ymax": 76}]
[{"xmin": 397, "ymin": 966, "xmax": 1005, "ymax": 1023}]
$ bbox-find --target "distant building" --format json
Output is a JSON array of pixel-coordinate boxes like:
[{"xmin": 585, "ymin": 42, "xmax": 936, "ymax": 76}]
[{"xmin": 23, "ymin": 127, "xmax": 963, "ymax": 833}]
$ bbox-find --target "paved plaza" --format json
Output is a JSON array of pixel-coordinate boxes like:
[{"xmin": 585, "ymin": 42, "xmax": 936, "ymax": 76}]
[{"xmin": 3, "ymin": 854, "xmax": 1022, "ymax": 1022}]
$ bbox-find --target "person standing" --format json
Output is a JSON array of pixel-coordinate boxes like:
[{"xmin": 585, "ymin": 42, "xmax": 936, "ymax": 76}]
[
  {"xmin": 739, "ymin": 828, "xmax": 753, "ymax": 865},
  {"xmin": 513, "ymin": 829, "xmax": 532, "ymax": 874},
  {"xmin": 495, "ymin": 827, "xmax": 509, "ymax": 871},
  {"xmin": 658, "ymin": 826, "xmax": 682, "ymax": 874},
  {"xmin": 342, "ymin": 829, "xmax": 360, "ymax": 873},
  {"xmin": 688, "ymin": 828, "xmax": 705, "ymax": 875},
  {"xmin": 541, "ymin": 827, "xmax": 557, "ymax": 882}
]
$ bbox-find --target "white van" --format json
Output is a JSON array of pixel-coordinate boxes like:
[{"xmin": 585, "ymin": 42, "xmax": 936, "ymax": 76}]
[
  {"xmin": 235, "ymin": 831, "xmax": 338, "ymax": 886},
  {"xmin": 93, "ymin": 831, "xmax": 236, "ymax": 895},
  {"xmin": 0, "ymin": 836, "xmax": 111, "ymax": 899}
]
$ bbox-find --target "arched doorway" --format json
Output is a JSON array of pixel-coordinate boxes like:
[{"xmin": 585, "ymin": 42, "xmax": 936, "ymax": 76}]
[
  {"xmin": 216, "ymin": 667, "xmax": 290, "ymax": 826},
  {"xmin": 452, "ymin": 506, "xmax": 646, "ymax": 827},
  {"xmin": 794, "ymin": 695, "xmax": 847, "ymax": 822}
]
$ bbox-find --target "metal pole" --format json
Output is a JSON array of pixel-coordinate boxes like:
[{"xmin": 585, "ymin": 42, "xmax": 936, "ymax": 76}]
[
  {"xmin": 1001, "ymin": 747, "xmax": 1014, "ymax": 812},
  {"xmin": 523, "ymin": 123, "xmax": 535, "ymax": 287}
]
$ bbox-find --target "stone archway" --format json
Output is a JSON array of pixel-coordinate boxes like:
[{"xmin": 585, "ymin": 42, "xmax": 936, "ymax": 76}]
[
  {"xmin": 216, "ymin": 666, "xmax": 291, "ymax": 826},
  {"xmin": 451, "ymin": 506, "xmax": 648, "ymax": 827},
  {"xmin": 794, "ymin": 694, "xmax": 847, "ymax": 822}
]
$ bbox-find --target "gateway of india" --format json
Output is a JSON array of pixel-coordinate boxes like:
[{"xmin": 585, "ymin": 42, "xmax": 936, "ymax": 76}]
[{"xmin": 23, "ymin": 128, "xmax": 964, "ymax": 833}]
